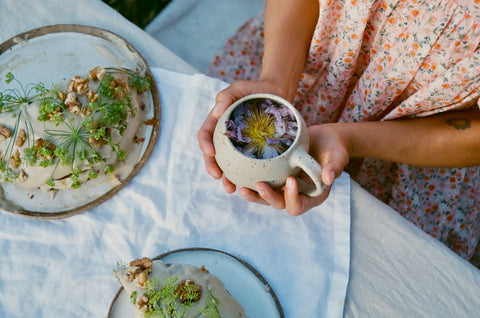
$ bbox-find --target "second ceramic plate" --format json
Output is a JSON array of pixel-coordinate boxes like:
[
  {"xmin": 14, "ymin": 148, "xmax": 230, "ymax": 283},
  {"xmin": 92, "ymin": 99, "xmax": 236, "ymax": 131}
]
[{"xmin": 109, "ymin": 248, "xmax": 284, "ymax": 318}]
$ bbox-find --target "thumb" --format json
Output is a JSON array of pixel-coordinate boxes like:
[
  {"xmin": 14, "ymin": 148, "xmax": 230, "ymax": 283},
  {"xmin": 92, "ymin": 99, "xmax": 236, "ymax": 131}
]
[
  {"xmin": 321, "ymin": 162, "xmax": 341, "ymax": 185},
  {"xmin": 212, "ymin": 86, "xmax": 242, "ymax": 118}
]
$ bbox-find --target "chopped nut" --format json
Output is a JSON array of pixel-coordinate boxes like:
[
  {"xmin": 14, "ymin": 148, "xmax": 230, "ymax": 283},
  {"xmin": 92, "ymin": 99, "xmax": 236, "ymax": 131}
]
[
  {"xmin": 17, "ymin": 170, "xmax": 27, "ymax": 182},
  {"xmin": 48, "ymin": 108, "xmax": 63, "ymax": 121},
  {"xmin": 81, "ymin": 104, "xmax": 92, "ymax": 117},
  {"xmin": 67, "ymin": 76, "xmax": 89, "ymax": 94},
  {"xmin": 143, "ymin": 119, "xmax": 157, "ymax": 126},
  {"xmin": 76, "ymin": 82, "xmax": 89, "ymax": 95},
  {"xmin": 136, "ymin": 270, "xmax": 150, "ymax": 287},
  {"xmin": 67, "ymin": 76, "xmax": 80, "ymax": 92},
  {"xmin": 0, "ymin": 125, "xmax": 11, "ymax": 141},
  {"xmin": 133, "ymin": 136, "xmax": 145, "ymax": 144},
  {"xmin": 127, "ymin": 266, "xmax": 142, "ymax": 275},
  {"xmin": 34, "ymin": 138, "xmax": 56, "ymax": 160},
  {"xmin": 111, "ymin": 79, "xmax": 128, "ymax": 99},
  {"xmin": 129, "ymin": 257, "xmax": 153, "ymax": 270},
  {"xmin": 88, "ymin": 136, "xmax": 106, "ymax": 149},
  {"xmin": 86, "ymin": 89, "xmax": 98, "ymax": 102},
  {"xmin": 88, "ymin": 66, "xmax": 106, "ymax": 81},
  {"xmin": 175, "ymin": 279, "xmax": 202, "ymax": 303},
  {"xmin": 126, "ymin": 258, "xmax": 153, "ymax": 285},
  {"xmin": 65, "ymin": 92, "xmax": 81, "ymax": 114},
  {"xmin": 88, "ymin": 127, "xmax": 110, "ymax": 148},
  {"xmin": 16, "ymin": 129, "xmax": 26, "ymax": 147},
  {"xmin": 10, "ymin": 149, "xmax": 21, "ymax": 169},
  {"xmin": 126, "ymin": 272, "xmax": 136, "ymax": 281},
  {"xmin": 58, "ymin": 91, "xmax": 67, "ymax": 101},
  {"xmin": 136, "ymin": 294, "xmax": 149, "ymax": 310}
]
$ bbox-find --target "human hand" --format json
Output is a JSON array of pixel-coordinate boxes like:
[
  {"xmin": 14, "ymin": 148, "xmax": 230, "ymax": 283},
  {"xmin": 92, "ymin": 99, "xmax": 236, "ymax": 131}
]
[
  {"xmin": 237, "ymin": 123, "xmax": 351, "ymax": 215},
  {"xmin": 197, "ymin": 80, "xmax": 290, "ymax": 193}
]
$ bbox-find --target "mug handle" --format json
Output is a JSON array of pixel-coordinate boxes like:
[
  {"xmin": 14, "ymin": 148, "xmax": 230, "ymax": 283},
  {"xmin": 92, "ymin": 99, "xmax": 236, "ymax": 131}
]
[{"xmin": 289, "ymin": 148, "xmax": 326, "ymax": 197}]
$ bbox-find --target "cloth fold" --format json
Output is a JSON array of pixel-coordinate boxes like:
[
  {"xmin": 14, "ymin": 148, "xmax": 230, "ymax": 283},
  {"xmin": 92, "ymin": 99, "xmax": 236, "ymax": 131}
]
[{"xmin": 0, "ymin": 68, "xmax": 351, "ymax": 318}]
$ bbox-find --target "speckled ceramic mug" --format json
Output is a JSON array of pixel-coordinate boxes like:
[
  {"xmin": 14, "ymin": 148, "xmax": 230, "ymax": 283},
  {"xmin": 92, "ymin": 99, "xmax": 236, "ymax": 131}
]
[{"xmin": 213, "ymin": 93, "xmax": 326, "ymax": 197}]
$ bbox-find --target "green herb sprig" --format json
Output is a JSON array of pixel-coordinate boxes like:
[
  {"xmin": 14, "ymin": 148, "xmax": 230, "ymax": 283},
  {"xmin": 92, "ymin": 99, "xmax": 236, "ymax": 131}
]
[
  {"xmin": 142, "ymin": 276, "xmax": 221, "ymax": 318},
  {"xmin": 0, "ymin": 68, "xmax": 150, "ymax": 188}
]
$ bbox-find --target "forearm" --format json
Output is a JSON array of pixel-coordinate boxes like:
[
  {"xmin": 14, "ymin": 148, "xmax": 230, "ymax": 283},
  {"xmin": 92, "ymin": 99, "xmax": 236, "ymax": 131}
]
[
  {"xmin": 337, "ymin": 110, "xmax": 480, "ymax": 167},
  {"xmin": 260, "ymin": 0, "xmax": 319, "ymax": 102}
]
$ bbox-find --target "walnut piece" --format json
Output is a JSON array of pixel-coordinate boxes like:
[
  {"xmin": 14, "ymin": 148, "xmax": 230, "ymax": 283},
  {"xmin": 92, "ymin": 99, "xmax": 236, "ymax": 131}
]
[
  {"xmin": 143, "ymin": 119, "xmax": 157, "ymax": 126},
  {"xmin": 16, "ymin": 129, "xmax": 26, "ymax": 147},
  {"xmin": 58, "ymin": 91, "xmax": 67, "ymax": 101},
  {"xmin": 65, "ymin": 92, "xmax": 81, "ymax": 114},
  {"xmin": 17, "ymin": 170, "xmax": 27, "ymax": 182},
  {"xmin": 88, "ymin": 66, "xmax": 107, "ymax": 81},
  {"xmin": 136, "ymin": 270, "xmax": 150, "ymax": 287},
  {"xmin": 88, "ymin": 127, "xmax": 110, "ymax": 148},
  {"xmin": 10, "ymin": 149, "xmax": 21, "ymax": 169},
  {"xmin": 136, "ymin": 294, "xmax": 150, "ymax": 311},
  {"xmin": 67, "ymin": 76, "xmax": 89, "ymax": 95},
  {"xmin": 0, "ymin": 125, "xmax": 11, "ymax": 141},
  {"xmin": 125, "ymin": 258, "xmax": 153, "ymax": 287},
  {"xmin": 86, "ymin": 89, "xmax": 98, "ymax": 102},
  {"xmin": 34, "ymin": 138, "xmax": 56, "ymax": 160},
  {"xmin": 175, "ymin": 279, "xmax": 202, "ymax": 303},
  {"xmin": 129, "ymin": 257, "xmax": 153, "ymax": 270}
]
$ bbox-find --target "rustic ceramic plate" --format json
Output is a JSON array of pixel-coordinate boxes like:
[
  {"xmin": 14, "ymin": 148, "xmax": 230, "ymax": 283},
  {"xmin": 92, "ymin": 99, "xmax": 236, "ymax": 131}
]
[
  {"xmin": 108, "ymin": 248, "xmax": 284, "ymax": 318},
  {"xmin": 0, "ymin": 25, "xmax": 160, "ymax": 219}
]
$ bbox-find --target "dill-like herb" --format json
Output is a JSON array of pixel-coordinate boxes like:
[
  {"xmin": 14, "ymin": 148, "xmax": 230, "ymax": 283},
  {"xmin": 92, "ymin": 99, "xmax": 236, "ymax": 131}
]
[
  {"xmin": 0, "ymin": 68, "xmax": 149, "ymax": 188},
  {"xmin": 140, "ymin": 275, "xmax": 222, "ymax": 318}
]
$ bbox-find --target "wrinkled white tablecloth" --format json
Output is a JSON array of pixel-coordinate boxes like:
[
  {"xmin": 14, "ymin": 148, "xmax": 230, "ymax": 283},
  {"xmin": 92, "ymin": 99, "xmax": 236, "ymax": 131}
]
[
  {"xmin": 0, "ymin": 67, "xmax": 351, "ymax": 318},
  {"xmin": 3, "ymin": 1, "xmax": 480, "ymax": 317}
]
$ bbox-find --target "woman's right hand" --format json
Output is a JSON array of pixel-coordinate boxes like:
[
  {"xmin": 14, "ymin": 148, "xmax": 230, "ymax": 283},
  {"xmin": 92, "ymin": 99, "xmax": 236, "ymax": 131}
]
[{"xmin": 197, "ymin": 79, "xmax": 290, "ymax": 193}]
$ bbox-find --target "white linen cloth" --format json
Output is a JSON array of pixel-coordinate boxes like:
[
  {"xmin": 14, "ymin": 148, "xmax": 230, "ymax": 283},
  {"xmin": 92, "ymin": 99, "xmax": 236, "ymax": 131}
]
[{"xmin": 0, "ymin": 67, "xmax": 351, "ymax": 318}]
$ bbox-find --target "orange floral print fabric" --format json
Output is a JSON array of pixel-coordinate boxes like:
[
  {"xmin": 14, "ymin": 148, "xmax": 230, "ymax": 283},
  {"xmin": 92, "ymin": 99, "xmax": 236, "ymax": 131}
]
[{"xmin": 208, "ymin": 0, "xmax": 480, "ymax": 266}]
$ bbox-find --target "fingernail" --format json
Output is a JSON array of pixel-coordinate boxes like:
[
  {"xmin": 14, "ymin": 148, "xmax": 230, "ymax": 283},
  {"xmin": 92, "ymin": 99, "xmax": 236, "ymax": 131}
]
[
  {"xmin": 212, "ymin": 103, "xmax": 223, "ymax": 117},
  {"xmin": 286, "ymin": 177, "xmax": 294, "ymax": 189},
  {"xmin": 328, "ymin": 171, "xmax": 336, "ymax": 185},
  {"xmin": 254, "ymin": 184, "xmax": 265, "ymax": 196},
  {"xmin": 205, "ymin": 144, "xmax": 215, "ymax": 156}
]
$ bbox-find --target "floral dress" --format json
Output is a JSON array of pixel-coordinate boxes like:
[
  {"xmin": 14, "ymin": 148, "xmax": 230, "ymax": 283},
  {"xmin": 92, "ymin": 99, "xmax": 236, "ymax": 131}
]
[{"xmin": 208, "ymin": 0, "xmax": 480, "ymax": 266}]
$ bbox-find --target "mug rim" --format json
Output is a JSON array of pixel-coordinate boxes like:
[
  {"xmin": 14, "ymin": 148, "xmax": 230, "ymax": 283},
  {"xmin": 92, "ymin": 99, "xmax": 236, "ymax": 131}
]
[{"xmin": 222, "ymin": 93, "xmax": 303, "ymax": 161}]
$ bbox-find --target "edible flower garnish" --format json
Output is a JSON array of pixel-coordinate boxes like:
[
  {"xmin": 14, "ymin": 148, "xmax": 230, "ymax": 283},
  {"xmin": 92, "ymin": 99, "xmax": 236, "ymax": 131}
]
[{"xmin": 224, "ymin": 98, "xmax": 297, "ymax": 159}]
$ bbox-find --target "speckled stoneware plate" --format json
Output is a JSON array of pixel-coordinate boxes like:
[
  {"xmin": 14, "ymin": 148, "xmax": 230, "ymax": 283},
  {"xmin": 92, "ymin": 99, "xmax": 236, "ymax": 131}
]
[
  {"xmin": 108, "ymin": 248, "xmax": 284, "ymax": 318},
  {"xmin": 0, "ymin": 25, "xmax": 160, "ymax": 219}
]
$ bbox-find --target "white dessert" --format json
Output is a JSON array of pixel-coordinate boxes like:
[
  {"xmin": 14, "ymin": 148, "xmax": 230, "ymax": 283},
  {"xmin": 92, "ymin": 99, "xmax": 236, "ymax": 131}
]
[
  {"xmin": 114, "ymin": 257, "xmax": 247, "ymax": 318},
  {"xmin": 0, "ymin": 67, "xmax": 154, "ymax": 210}
]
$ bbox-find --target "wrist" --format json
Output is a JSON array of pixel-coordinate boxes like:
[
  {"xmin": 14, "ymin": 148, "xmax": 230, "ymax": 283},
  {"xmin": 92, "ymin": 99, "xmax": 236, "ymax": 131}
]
[{"xmin": 258, "ymin": 72, "xmax": 300, "ymax": 102}]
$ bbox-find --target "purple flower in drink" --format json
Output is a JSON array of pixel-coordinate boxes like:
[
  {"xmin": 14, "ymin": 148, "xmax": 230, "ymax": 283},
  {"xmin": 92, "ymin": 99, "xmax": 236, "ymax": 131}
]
[{"xmin": 224, "ymin": 98, "xmax": 297, "ymax": 159}]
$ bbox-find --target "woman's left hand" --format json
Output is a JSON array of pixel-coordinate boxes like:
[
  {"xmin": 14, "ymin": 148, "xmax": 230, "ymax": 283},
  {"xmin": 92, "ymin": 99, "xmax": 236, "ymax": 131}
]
[{"xmin": 238, "ymin": 123, "xmax": 351, "ymax": 215}]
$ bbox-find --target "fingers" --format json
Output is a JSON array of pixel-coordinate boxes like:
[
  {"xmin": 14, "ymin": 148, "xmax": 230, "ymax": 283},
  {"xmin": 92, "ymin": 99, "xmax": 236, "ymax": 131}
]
[
  {"xmin": 203, "ymin": 153, "xmax": 222, "ymax": 179},
  {"xmin": 233, "ymin": 178, "xmax": 331, "ymax": 216},
  {"xmin": 284, "ymin": 177, "xmax": 332, "ymax": 216},
  {"xmin": 254, "ymin": 182, "xmax": 286, "ymax": 209},
  {"xmin": 284, "ymin": 177, "xmax": 304, "ymax": 215},
  {"xmin": 321, "ymin": 164, "xmax": 337, "ymax": 185},
  {"xmin": 238, "ymin": 187, "xmax": 269, "ymax": 206},
  {"xmin": 197, "ymin": 114, "xmax": 218, "ymax": 157},
  {"xmin": 214, "ymin": 83, "xmax": 247, "ymax": 117},
  {"xmin": 222, "ymin": 176, "xmax": 237, "ymax": 194}
]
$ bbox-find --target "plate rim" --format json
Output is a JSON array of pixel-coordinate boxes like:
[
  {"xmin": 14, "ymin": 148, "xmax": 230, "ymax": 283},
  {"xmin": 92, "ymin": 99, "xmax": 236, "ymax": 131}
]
[
  {"xmin": 108, "ymin": 247, "xmax": 285, "ymax": 318},
  {"xmin": 0, "ymin": 24, "xmax": 161, "ymax": 219}
]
